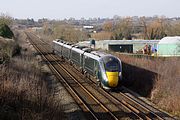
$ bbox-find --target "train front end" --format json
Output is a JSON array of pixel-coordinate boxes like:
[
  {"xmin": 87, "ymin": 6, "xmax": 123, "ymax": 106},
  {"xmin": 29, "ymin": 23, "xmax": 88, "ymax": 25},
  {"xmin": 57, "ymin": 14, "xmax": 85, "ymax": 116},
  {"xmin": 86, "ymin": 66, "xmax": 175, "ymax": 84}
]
[{"xmin": 101, "ymin": 56, "xmax": 122, "ymax": 88}]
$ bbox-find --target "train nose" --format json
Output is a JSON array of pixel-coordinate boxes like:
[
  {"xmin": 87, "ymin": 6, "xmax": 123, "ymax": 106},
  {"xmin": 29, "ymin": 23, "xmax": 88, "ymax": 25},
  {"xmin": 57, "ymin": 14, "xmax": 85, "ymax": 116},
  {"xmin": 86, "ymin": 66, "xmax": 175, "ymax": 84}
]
[{"xmin": 106, "ymin": 72, "xmax": 119, "ymax": 87}]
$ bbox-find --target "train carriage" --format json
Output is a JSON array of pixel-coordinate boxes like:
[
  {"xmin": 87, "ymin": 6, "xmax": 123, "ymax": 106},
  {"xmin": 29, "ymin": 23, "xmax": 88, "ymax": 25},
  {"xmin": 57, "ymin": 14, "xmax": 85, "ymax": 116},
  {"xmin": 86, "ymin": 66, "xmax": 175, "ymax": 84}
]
[
  {"xmin": 52, "ymin": 39, "xmax": 122, "ymax": 89},
  {"xmin": 84, "ymin": 51, "xmax": 122, "ymax": 88},
  {"xmin": 100, "ymin": 55, "xmax": 122, "ymax": 87},
  {"xmin": 70, "ymin": 47, "xmax": 84, "ymax": 67},
  {"xmin": 52, "ymin": 40, "xmax": 64, "ymax": 56},
  {"xmin": 62, "ymin": 43, "xmax": 72, "ymax": 59},
  {"xmin": 83, "ymin": 52, "xmax": 100, "ymax": 76}
]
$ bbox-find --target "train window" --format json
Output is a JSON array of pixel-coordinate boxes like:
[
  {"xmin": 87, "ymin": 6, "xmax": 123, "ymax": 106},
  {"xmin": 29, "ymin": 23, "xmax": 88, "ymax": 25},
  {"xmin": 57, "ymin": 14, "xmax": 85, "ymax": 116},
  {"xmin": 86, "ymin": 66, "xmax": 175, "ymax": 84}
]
[
  {"xmin": 103, "ymin": 57, "xmax": 120, "ymax": 72},
  {"xmin": 105, "ymin": 61, "xmax": 119, "ymax": 72},
  {"xmin": 85, "ymin": 57, "xmax": 94, "ymax": 69},
  {"xmin": 71, "ymin": 51, "xmax": 80, "ymax": 65},
  {"xmin": 84, "ymin": 56, "xmax": 95, "ymax": 75}
]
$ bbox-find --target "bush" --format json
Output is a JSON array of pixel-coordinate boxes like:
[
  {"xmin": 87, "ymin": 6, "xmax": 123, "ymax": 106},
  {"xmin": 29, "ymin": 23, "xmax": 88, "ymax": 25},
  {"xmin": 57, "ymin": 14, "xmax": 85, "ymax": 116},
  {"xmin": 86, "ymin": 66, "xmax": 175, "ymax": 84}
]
[
  {"xmin": 0, "ymin": 24, "xmax": 14, "ymax": 39},
  {"xmin": 13, "ymin": 43, "xmax": 21, "ymax": 56}
]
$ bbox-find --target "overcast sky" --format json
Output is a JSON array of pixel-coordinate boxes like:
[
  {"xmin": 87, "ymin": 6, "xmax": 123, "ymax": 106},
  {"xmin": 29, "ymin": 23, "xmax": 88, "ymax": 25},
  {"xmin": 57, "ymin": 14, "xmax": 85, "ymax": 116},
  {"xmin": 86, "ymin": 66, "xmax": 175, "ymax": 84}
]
[{"xmin": 1, "ymin": 0, "xmax": 180, "ymax": 20}]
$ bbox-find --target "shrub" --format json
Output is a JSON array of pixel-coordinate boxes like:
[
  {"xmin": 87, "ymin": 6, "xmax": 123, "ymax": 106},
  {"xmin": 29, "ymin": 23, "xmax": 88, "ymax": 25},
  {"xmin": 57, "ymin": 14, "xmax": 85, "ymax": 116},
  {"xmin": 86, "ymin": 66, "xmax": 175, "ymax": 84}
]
[
  {"xmin": 0, "ymin": 24, "xmax": 14, "ymax": 39},
  {"xmin": 0, "ymin": 51, "xmax": 64, "ymax": 120}
]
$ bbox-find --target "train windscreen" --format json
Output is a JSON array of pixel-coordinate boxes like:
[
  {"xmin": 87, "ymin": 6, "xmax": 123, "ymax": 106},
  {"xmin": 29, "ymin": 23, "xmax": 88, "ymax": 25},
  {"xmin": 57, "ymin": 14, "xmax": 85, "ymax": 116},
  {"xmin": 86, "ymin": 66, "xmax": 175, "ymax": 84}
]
[{"xmin": 103, "ymin": 56, "xmax": 120, "ymax": 72}]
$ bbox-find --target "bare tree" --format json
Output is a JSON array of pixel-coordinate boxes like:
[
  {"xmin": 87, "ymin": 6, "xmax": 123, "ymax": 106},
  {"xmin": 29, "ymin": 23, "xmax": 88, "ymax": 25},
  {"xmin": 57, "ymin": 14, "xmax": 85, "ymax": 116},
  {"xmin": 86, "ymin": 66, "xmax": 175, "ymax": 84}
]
[
  {"xmin": 166, "ymin": 20, "xmax": 180, "ymax": 36},
  {"xmin": 113, "ymin": 17, "xmax": 133, "ymax": 40},
  {"xmin": 0, "ymin": 13, "xmax": 13, "ymax": 25},
  {"xmin": 42, "ymin": 21, "xmax": 88, "ymax": 43},
  {"xmin": 103, "ymin": 21, "xmax": 113, "ymax": 32},
  {"xmin": 140, "ymin": 17, "xmax": 168, "ymax": 39},
  {"xmin": 140, "ymin": 17, "xmax": 148, "ymax": 39}
]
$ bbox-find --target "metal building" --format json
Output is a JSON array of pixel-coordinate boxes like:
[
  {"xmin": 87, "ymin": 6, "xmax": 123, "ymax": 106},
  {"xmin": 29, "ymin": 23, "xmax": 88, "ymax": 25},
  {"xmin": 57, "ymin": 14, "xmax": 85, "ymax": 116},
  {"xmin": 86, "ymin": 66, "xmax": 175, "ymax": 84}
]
[
  {"xmin": 157, "ymin": 36, "xmax": 180, "ymax": 56},
  {"xmin": 78, "ymin": 40, "xmax": 160, "ymax": 53}
]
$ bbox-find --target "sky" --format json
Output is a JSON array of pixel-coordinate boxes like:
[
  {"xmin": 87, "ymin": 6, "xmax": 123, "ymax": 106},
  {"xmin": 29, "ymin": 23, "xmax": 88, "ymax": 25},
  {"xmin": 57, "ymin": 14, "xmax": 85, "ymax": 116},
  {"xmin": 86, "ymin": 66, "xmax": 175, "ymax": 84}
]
[{"xmin": 1, "ymin": 0, "xmax": 180, "ymax": 20}]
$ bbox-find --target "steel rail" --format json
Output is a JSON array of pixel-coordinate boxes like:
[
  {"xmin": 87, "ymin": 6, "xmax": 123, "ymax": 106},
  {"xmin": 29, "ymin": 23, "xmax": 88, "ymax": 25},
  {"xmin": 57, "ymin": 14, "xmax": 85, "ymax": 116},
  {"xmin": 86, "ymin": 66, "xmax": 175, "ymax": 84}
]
[{"xmin": 26, "ymin": 32, "xmax": 119, "ymax": 120}]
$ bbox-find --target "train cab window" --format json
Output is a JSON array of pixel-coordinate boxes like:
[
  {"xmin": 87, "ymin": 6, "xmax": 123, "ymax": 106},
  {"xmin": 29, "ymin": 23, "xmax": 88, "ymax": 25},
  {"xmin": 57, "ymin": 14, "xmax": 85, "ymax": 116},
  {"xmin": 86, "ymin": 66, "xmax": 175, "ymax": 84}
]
[{"xmin": 103, "ymin": 57, "xmax": 120, "ymax": 72}]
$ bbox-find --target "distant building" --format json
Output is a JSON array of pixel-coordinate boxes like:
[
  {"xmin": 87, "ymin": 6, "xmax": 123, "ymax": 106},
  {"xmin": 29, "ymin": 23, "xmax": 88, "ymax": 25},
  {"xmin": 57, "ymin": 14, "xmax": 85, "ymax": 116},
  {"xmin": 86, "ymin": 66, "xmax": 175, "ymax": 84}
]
[
  {"xmin": 31, "ymin": 27, "xmax": 43, "ymax": 31},
  {"xmin": 83, "ymin": 26, "xmax": 94, "ymax": 29},
  {"xmin": 77, "ymin": 39, "xmax": 160, "ymax": 53},
  {"xmin": 78, "ymin": 37, "xmax": 180, "ymax": 57},
  {"xmin": 157, "ymin": 36, "xmax": 180, "ymax": 57},
  {"xmin": 83, "ymin": 26, "xmax": 94, "ymax": 33}
]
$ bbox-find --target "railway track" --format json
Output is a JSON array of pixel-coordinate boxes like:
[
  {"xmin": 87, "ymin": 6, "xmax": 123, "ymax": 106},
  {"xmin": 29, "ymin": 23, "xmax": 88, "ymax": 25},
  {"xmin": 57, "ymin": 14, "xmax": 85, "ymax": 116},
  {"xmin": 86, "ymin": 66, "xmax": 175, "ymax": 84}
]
[
  {"xmin": 63, "ymin": 62, "xmax": 175, "ymax": 120},
  {"xmin": 25, "ymin": 31, "xmax": 175, "ymax": 120},
  {"xmin": 26, "ymin": 32, "xmax": 128, "ymax": 120}
]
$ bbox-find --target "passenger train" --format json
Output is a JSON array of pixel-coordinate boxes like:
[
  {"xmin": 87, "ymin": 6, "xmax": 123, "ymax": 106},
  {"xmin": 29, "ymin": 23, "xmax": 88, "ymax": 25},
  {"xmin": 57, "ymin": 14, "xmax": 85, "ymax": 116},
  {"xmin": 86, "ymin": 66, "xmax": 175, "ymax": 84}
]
[{"xmin": 52, "ymin": 39, "xmax": 122, "ymax": 89}]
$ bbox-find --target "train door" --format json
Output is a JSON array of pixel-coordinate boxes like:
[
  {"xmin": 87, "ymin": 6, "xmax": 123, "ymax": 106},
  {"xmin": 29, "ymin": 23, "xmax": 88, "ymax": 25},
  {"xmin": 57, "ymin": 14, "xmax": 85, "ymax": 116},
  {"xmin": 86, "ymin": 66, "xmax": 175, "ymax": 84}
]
[{"xmin": 94, "ymin": 61, "xmax": 101, "ymax": 80}]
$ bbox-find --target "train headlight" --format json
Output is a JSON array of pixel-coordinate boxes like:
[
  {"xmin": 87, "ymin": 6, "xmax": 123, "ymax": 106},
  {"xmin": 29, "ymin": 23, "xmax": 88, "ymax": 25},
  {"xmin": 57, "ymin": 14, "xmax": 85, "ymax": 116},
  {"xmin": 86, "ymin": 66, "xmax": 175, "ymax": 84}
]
[{"xmin": 119, "ymin": 72, "xmax": 121, "ymax": 77}]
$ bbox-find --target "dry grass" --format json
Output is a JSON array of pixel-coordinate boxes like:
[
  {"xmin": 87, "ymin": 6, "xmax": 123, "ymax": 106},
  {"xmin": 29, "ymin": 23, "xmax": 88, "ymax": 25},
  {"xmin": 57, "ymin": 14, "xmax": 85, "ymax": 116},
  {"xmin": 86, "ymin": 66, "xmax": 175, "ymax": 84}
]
[
  {"xmin": 0, "ymin": 53, "xmax": 64, "ymax": 120},
  {"xmin": 151, "ymin": 58, "xmax": 180, "ymax": 116},
  {"xmin": 91, "ymin": 31, "xmax": 113, "ymax": 40},
  {"xmin": 113, "ymin": 53, "xmax": 180, "ymax": 117},
  {"xmin": 0, "ymin": 31, "xmax": 65, "ymax": 120}
]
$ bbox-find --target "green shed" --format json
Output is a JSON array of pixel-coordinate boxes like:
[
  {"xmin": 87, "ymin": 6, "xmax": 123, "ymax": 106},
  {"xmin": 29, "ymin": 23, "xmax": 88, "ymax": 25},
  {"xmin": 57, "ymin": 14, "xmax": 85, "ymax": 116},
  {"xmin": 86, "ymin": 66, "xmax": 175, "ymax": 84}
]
[{"xmin": 157, "ymin": 36, "xmax": 180, "ymax": 57}]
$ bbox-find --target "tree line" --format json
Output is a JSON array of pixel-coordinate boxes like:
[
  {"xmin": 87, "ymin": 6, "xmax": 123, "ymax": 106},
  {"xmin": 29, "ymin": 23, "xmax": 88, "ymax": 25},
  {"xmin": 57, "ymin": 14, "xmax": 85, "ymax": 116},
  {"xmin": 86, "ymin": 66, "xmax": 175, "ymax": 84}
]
[
  {"xmin": 38, "ymin": 16, "xmax": 180, "ymax": 42},
  {"xmin": 102, "ymin": 16, "xmax": 180, "ymax": 40},
  {"xmin": 42, "ymin": 21, "xmax": 89, "ymax": 43}
]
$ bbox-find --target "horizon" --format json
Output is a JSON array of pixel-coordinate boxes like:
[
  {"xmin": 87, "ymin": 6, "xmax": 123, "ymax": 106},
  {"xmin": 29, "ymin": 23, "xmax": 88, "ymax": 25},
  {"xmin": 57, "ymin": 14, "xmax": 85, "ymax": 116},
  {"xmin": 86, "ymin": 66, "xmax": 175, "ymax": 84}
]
[
  {"xmin": 11, "ymin": 15, "xmax": 180, "ymax": 21},
  {"xmin": 1, "ymin": 0, "xmax": 180, "ymax": 21}
]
